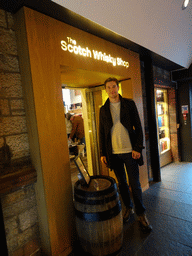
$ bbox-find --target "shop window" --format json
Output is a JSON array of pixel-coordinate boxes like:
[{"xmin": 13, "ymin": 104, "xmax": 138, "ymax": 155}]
[{"xmin": 155, "ymin": 89, "xmax": 170, "ymax": 154}]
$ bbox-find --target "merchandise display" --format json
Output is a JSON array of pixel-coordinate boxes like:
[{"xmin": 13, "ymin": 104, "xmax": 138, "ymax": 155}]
[{"xmin": 156, "ymin": 89, "xmax": 170, "ymax": 154}]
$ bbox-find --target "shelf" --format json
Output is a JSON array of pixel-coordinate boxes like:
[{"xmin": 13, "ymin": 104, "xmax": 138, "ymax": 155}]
[
  {"xmin": 155, "ymin": 88, "xmax": 170, "ymax": 155},
  {"xmin": 0, "ymin": 164, "xmax": 37, "ymax": 195}
]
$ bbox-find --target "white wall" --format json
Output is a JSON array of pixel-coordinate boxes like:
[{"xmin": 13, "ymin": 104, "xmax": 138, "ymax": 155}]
[{"xmin": 53, "ymin": 0, "xmax": 192, "ymax": 68}]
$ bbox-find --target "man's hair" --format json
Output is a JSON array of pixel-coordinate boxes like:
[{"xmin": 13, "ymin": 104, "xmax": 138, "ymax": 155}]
[{"xmin": 104, "ymin": 77, "xmax": 119, "ymax": 88}]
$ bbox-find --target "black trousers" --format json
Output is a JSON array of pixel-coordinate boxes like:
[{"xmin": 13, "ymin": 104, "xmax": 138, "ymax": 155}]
[{"xmin": 112, "ymin": 153, "xmax": 145, "ymax": 215}]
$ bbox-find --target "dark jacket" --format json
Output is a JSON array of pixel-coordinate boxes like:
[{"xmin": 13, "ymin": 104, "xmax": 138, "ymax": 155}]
[{"xmin": 99, "ymin": 94, "xmax": 144, "ymax": 168}]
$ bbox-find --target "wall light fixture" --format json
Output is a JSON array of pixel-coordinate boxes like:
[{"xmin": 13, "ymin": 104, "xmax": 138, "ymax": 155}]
[{"xmin": 182, "ymin": 0, "xmax": 190, "ymax": 9}]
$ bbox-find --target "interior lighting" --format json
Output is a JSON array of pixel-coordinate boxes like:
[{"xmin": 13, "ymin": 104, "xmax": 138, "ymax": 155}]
[{"xmin": 182, "ymin": 0, "xmax": 190, "ymax": 9}]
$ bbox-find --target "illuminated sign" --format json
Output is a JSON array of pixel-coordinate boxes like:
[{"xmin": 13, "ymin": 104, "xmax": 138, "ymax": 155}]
[{"xmin": 61, "ymin": 37, "xmax": 129, "ymax": 68}]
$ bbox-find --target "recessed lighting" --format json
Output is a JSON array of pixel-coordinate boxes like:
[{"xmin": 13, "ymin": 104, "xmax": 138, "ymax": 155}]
[{"xmin": 182, "ymin": 0, "xmax": 190, "ymax": 10}]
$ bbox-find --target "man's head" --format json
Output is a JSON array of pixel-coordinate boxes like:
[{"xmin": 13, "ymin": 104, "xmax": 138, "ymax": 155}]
[
  {"xmin": 104, "ymin": 77, "xmax": 119, "ymax": 88},
  {"xmin": 104, "ymin": 77, "xmax": 120, "ymax": 102}
]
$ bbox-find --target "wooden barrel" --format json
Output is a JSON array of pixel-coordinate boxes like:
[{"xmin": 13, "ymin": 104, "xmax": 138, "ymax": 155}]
[{"xmin": 74, "ymin": 175, "xmax": 123, "ymax": 256}]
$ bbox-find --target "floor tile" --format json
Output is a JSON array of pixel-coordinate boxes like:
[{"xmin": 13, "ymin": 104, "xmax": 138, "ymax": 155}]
[
  {"xmin": 70, "ymin": 163, "xmax": 192, "ymax": 256},
  {"xmin": 146, "ymin": 211, "xmax": 192, "ymax": 248},
  {"xmin": 168, "ymin": 201, "xmax": 192, "ymax": 222},
  {"xmin": 136, "ymin": 232, "xmax": 192, "ymax": 256},
  {"xmin": 151, "ymin": 180, "xmax": 188, "ymax": 193},
  {"xmin": 143, "ymin": 194, "xmax": 174, "ymax": 215}
]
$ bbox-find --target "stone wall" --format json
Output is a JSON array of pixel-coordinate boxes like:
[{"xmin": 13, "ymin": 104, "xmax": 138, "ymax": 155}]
[
  {"xmin": 0, "ymin": 8, "xmax": 41, "ymax": 256},
  {"xmin": 1, "ymin": 184, "xmax": 40, "ymax": 256},
  {"xmin": 0, "ymin": 9, "xmax": 30, "ymax": 162}
]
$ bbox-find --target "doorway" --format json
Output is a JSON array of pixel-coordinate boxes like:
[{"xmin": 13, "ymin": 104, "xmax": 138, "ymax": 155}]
[
  {"xmin": 62, "ymin": 88, "xmax": 87, "ymax": 187},
  {"xmin": 61, "ymin": 76, "xmax": 133, "ymax": 189},
  {"xmin": 60, "ymin": 68, "xmax": 128, "ymax": 187}
]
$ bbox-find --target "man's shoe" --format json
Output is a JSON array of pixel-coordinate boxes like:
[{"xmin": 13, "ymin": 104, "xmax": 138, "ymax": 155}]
[
  {"xmin": 123, "ymin": 208, "xmax": 134, "ymax": 223},
  {"xmin": 138, "ymin": 213, "xmax": 152, "ymax": 232}
]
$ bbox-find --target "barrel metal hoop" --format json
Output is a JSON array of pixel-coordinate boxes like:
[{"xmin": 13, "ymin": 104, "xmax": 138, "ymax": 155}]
[
  {"xmin": 75, "ymin": 201, "xmax": 122, "ymax": 222},
  {"xmin": 74, "ymin": 192, "xmax": 118, "ymax": 205}
]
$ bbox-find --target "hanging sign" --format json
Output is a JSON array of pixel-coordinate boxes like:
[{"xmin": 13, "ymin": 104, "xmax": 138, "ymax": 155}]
[{"xmin": 61, "ymin": 37, "xmax": 129, "ymax": 68}]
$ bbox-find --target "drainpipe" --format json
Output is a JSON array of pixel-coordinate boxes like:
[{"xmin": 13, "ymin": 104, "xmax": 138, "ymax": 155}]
[{"xmin": 143, "ymin": 56, "xmax": 161, "ymax": 182}]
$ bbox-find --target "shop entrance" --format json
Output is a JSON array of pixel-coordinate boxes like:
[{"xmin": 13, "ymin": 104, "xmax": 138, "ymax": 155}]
[
  {"xmin": 61, "ymin": 85, "xmax": 102, "ymax": 188},
  {"xmin": 61, "ymin": 66, "xmax": 132, "ymax": 186},
  {"xmin": 15, "ymin": 7, "xmax": 148, "ymax": 254}
]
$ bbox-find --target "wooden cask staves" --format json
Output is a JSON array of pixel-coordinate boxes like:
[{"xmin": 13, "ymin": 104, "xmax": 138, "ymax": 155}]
[{"xmin": 74, "ymin": 176, "xmax": 123, "ymax": 256}]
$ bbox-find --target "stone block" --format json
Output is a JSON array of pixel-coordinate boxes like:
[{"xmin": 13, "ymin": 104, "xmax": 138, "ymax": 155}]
[
  {"xmin": 17, "ymin": 223, "xmax": 39, "ymax": 248},
  {"xmin": 4, "ymin": 216, "xmax": 19, "ymax": 240},
  {"xmin": 1, "ymin": 116, "xmax": 27, "ymax": 136},
  {"xmin": 0, "ymin": 99, "xmax": 10, "ymax": 115},
  {"xmin": 18, "ymin": 206, "xmax": 38, "ymax": 232},
  {"xmin": 7, "ymin": 12, "xmax": 15, "ymax": 30},
  {"xmin": 0, "ymin": 9, "xmax": 6, "ymax": 28},
  {"xmin": 1, "ymin": 188, "xmax": 26, "ymax": 207},
  {"xmin": 6, "ymin": 133, "xmax": 30, "ymax": 159},
  {"xmin": 0, "ymin": 27, "xmax": 18, "ymax": 55},
  {"xmin": 0, "ymin": 54, "xmax": 19, "ymax": 72},
  {"xmin": 7, "ymin": 235, "xmax": 18, "ymax": 254},
  {"xmin": 2, "ymin": 194, "xmax": 37, "ymax": 218},
  {"xmin": 0, "ymin": 73, "xmax": 23, "ymax": 98},
  {"xmin": 12, "ymin": 109, "xmax": 26, "ymax": 116},
  {"xmin": 24, "ymin": 184, "xmax": 36, "ymax": 198},
  {"xmin": 10, "ymin": 99, "xmax": 25, "ymax": 111}
]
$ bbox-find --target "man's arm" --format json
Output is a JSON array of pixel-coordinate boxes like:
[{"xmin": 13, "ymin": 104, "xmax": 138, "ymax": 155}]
[
  {"xmin": 99, "ymin": 107, "xmax": 107, "ymax": 164},
  {"xmin": 131, "ymin": 101, "xmax": 144, "ymax": 153},
  {"xmin": 69, "ymin": 119, "xmax": 77, "ymax": 140}
]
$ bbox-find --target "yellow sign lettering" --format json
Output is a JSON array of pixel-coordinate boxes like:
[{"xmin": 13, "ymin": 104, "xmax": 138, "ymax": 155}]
[{"xmin": 61, "ymin": 38, "xmax": 129, "ymax": 69}]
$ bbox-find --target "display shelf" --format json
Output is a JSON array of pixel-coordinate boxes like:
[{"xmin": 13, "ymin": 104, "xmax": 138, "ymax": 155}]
[{"xmin": 155, "ymin": 89, "xmax": 170, "ymax": 155}]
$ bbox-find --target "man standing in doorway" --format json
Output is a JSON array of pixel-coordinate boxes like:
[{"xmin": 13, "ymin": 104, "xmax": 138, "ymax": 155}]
[{"xmin": 99, "ymin": 77, "xmax": 152, "ymax": 232}]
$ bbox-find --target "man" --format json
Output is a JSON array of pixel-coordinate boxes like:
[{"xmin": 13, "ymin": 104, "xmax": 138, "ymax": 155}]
[
  {"xmin": 99, "ymin": 77, "xmax": 152, "ymax": 232},
  {"xmin": 69, "ymin": 115, "xmax": 85, "ymax": 144}
]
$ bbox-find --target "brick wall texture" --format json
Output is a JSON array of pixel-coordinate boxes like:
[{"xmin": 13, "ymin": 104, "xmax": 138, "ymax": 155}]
[
  {"xmin": 0, "ymin": 9, "xmax": 41, "ymax": 256},
  {"xmin": 1, "ymin": 184, "xmax": 41, "ymax": 256},
  {"xmin": 0, "ymin": 9, "xmax": 30, "ymax": 161}
]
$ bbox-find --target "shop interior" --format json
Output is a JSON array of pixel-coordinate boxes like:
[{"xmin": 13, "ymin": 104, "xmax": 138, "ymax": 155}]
[
  {"xmin": 60, "ymin": 66, "xmax": 125, "ymax": 187},
  {"xmin": 62, "ymin": 87, "xmax": 86, "ymax": 187}
]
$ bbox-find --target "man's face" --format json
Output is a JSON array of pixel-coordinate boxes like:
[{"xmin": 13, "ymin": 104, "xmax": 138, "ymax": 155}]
[{"xmin": 105, "ymin": 81, "xmax": 119, "ymax": 100}]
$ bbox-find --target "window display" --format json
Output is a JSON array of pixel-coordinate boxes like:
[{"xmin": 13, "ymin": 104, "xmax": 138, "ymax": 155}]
[{"xmin": 155, "ymin": 89, "xmax": 170, "ymax": 154}]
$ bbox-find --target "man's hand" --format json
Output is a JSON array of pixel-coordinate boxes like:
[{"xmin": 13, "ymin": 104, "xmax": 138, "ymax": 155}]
[
  {"xmin": 101, "ymin": 156, "xmax": 108, "ymax": 166},
  {"xmin": 132, "ymin": 150, "xmax": 141, "ymax": 160}
]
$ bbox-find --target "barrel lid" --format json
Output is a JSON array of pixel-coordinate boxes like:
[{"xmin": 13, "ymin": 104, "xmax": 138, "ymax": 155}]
[{"xmin": 74, "ymin": 175, "xmax": 117, "ymax": 197}]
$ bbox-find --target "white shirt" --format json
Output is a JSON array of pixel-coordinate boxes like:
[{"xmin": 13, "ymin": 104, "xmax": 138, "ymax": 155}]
[{"xmin": 110, "ymin": 102, "xmax": 132, "ymax": 154}]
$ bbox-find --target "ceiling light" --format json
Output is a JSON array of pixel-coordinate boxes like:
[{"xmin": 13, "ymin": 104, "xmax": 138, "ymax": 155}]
[{"xmin": 182, "ymin": 0, "xmax": 190, "ymax": 9}]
